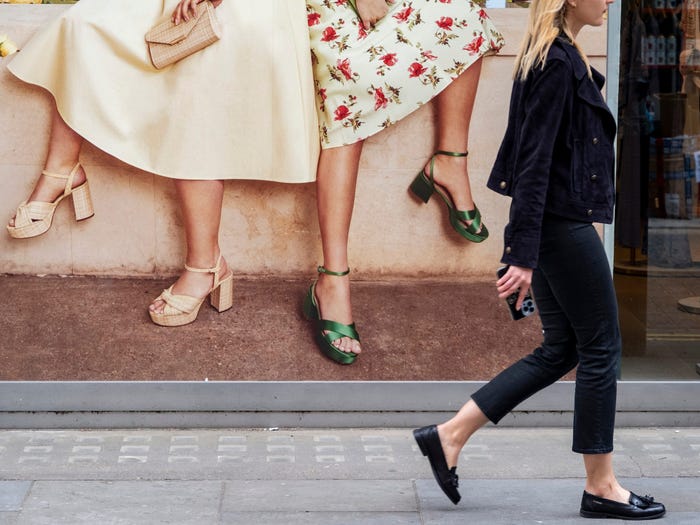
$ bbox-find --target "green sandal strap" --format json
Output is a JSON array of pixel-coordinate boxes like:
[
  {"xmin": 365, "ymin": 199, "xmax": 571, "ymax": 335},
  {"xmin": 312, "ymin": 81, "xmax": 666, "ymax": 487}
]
[
  {"xmin": 454, "ymin": 206, "xmax": 484, "ymax": 235},
  {"xmin": 415, "ymin": 150, "xmax": 489, "ymax": 243},
  {"xmin": 317, "ymin": 266, "xmax": 350, "ymax": 277},
  {"xmin": 427, "ymin": 151, "xmax": 468, "ymax": 184},
  {"xmin": 434, "ymin": 150, "xmax": 468, "ymax": 158},
  {"xmin": 303, "ymin": 281, "xmax": 360, "ymax": 365},
  {"xmin": 318, "ymin": 319, "xmax": 360, "ymax": 343},
  {"xmin": 454, "ymin": 207, "xmax": 478, "ymax": 222}
]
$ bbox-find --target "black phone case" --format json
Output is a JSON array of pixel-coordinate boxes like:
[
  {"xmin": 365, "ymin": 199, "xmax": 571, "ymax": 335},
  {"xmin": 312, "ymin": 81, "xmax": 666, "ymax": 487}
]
[{"xmin": 496, "ymin": 266, "xmax": 536, "ymax": 320}]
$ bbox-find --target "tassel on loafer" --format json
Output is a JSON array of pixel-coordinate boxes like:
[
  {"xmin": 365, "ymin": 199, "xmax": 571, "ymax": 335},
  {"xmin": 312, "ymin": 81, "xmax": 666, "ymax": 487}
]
[
  {"xmin": 580, "ymin": 490, "xmax": 666, "ymax": 520},
  {"xmin": 413, "ymin": 425, "xmax": 460, "ymax": 505}
]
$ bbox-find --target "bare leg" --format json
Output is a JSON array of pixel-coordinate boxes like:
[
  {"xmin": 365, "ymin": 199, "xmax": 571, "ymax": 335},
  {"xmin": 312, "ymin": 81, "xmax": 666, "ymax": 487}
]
[
  {"xmin": 150, "ymin": 179, "xmax": 228, "ymax": 314},
  {"xmin": 313, "ymin": 141, "xmax": 364, "ymax": 355},
  {"xmin": 426, "ymin": 58, "xmax": 483, "ymax": 224},
  {"xmin": 436, "ymin": 399, "xmax": 489, "ymax": 468},
  {"xmin": 8, "ymin": 104, "xmax": 86, "ymax": 227},
  {"xmin": 583, "ymin": 454, "xmax": 630, "ymax": 504},
  {"xmin": 439, "ymin": 400, "xmax": 633, "ymax": 505}
]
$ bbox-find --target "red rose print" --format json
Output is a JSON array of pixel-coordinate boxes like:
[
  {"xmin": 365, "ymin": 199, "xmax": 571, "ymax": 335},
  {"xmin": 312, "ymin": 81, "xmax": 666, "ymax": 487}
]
[
  {"xmin": 334, "ymin": 105, "xmax": 351, "ymax": 121},
  {"xmin": 465, "ymin": 35, "xmax": 485, "ymax": 54},
  {"xmin": 337, "ymin": 58, "xmax": 354, "ymax": 81},
  {"xmin": 310, "ymin": 0, "xmax": 505, "ymax": 147},
  {"xmin": 321, "ymin": 26, "xmax": 338, "ymax": 42},
  {"xmin": 436, "ymin": 17, "xmax": 453, "ymax": 30},
  {"xmin": 374, "ymin": 88, "xmax": 388, "ymax": 110},
  {"xmin": 308, "ymin": 12, "xmax": 321, "ymax": 27},
  {"xmin": 408, "ymin": 62, "xmax": 428, "ymax": 78},
  {"xmin": 381, "ymin": 53, "xmax": 398, "ymax": 66},
  {"xmin": 393, "ymin": 7, "xmax": 414, "ymax": 23}
]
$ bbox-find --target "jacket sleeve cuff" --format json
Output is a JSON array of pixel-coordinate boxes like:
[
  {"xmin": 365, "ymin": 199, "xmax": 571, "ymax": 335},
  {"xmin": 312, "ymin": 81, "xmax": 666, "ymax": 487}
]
[{"xmin": 501, "ymin": 233, "xmax": 539, "ymax": 269}]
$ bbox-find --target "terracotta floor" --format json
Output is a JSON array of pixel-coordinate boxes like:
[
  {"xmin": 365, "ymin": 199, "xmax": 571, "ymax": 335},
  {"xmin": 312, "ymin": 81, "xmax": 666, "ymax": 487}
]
[
  {"xmin": 0, "ymin": 275, "xmax": 543, "ymax": 381},
  {"xmin": 3, "ymin": 272, "xmax": 697, "ymax": 382}
]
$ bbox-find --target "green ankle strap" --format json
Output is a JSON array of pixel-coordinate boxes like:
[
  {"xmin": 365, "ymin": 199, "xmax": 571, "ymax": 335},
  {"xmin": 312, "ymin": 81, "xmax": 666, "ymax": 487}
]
[
  {"xmin": 428, "ymin": 151, "xmax": 468, "ymax": 183},
  {"xmin": 317, "ymin": 266, "xmax": 350, "ymax": 277},
  {"xmin": 435, "ymin": 150, "xmax": 468, "ymax": 158}
]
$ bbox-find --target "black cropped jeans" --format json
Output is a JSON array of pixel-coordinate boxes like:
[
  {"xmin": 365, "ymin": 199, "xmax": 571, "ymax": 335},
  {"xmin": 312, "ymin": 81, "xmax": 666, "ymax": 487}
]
[{"xmin": 472, "ymin": 215, "xmax": 621, "ymax": 454}]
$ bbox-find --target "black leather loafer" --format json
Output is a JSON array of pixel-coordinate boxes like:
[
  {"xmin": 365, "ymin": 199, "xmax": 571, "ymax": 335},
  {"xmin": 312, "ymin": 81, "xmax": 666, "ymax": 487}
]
[
  {"xmin": 580, "ymin": 490, "xmax": 666, "ymax": 520},
  {"xmin": 413, "ymin": 425, "xmax": 460, "ymax": 504}
]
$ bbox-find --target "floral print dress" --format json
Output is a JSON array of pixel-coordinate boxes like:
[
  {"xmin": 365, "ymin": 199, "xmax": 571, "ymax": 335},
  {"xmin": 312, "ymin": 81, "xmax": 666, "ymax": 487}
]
[{"xmin": 307, "ymin": 0, "xmax": 505, "ymax": 148}]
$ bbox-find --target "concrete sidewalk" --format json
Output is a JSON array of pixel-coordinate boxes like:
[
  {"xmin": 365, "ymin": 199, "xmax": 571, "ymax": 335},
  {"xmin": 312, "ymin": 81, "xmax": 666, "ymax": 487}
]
[{"xmin": 1, "ymin": 427, "xmax": 699, "ymax": 524}]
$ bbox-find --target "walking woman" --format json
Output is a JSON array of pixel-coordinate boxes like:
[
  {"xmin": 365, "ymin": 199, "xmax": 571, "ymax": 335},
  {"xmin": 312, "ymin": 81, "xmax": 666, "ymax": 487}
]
[
  {"xmin": 414, "ymin": 0, "xmax": 666, "ymax": 519},
  {"xmin": 6, "ymin": 0, "xmax": 318, "ymax": 326},
  {"xmin": 304, "ymin": 0, "xmax": 504, "ymax": 364}
]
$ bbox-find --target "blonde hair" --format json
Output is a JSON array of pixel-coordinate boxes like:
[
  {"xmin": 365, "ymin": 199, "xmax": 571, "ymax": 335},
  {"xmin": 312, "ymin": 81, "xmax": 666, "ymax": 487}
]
[{"xmin": 513, "ymin": 0, "xmax": 592, "ymax": 81}]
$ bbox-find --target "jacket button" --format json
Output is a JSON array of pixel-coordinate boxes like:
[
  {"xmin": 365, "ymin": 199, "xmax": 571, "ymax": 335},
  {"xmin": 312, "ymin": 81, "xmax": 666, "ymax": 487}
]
[
  {"xmin": 591, "ymin": 173, "xmax": 598, "ymax": 181},
  {"xmin": 587, "ymin": 209, "xmax": 593, "ymax": 216},
  {"xmin": 592, "ymin": 137, "xmax": 599, "ymax": 145},
  {"xmin": 505, "ymin": 246, "xmax": 512, "ymax": 254},
  {"xmin": 499, "ymin": 181, "xmax": 507, "ymax": 190}
]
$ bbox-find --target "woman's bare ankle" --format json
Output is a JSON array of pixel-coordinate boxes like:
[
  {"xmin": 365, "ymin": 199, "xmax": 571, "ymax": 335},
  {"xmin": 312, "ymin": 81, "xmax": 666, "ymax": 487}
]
[
  {"xmin": 429, "ymin": 156, "xmax": 475, "ymax": 211},
  {"xmin": 316, "ymin": 270, "xmax": 350, "ymax": 298},
  {"xmin": 437, "ymin": 422, "xmax": 465, "ymax": 468},
  {"xmin": 585, "ymin": 480, "xmax": 629, "ymax": 503},
  {"xmin": 27, "ymin": 162, "xmax": 85, "ymax": 202}
]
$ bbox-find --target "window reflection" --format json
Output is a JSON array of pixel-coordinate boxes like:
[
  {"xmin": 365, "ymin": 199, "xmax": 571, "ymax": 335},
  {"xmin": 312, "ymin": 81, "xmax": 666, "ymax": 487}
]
[{"xmin": 615, "ymin": 0, "xmax": 700, "ymax": 380}]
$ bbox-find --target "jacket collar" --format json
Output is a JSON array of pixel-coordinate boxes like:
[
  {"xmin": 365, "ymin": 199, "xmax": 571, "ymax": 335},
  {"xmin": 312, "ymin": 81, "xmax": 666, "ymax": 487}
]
[
  {"xmin": 554, "ymin": 36, "xmax": 590, "ymax": 81},
  {"xmin": 553, "ymin": 36, "xmax": 612, "ymax": 118},
  {"xmin": 554, "ymin": 35, "xmax": 604, "ymax": 88}
]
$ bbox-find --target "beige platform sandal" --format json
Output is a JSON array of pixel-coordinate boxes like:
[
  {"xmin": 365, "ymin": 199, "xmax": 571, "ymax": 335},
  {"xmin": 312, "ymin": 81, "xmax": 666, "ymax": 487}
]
[
  {"xmin": 7, "ymin": 162, "xmax": 94, "ymax": 239},
  {"xmin": 149, "ymin": 255, "xmax": 234, "ymax": 327}
]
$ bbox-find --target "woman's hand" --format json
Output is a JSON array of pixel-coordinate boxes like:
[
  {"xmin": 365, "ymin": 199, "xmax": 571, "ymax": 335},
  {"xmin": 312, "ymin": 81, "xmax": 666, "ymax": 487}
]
[
  {"xmin": 496, "ymin": 265, "xmax": 533, "ymax": 311},
  {"xmin": 172, "ymin": 0, "xmax": 223, "ymax": 25},
  {"xmin": 356, "ymin": 0, "xmax": 389, "ymax": 30}
]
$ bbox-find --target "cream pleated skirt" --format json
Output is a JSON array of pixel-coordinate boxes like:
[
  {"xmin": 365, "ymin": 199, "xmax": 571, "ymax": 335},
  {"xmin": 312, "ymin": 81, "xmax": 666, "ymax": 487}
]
[{"xmin": 8, "ymin": 0, "xmax": 319, "ymax": 182}]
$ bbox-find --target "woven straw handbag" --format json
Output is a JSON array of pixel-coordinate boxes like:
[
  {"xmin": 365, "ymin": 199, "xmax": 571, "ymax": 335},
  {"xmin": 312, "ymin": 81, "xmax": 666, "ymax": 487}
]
[{"xmin": 145, "ymin": 1, "xmax": 221, "ymax": 70}]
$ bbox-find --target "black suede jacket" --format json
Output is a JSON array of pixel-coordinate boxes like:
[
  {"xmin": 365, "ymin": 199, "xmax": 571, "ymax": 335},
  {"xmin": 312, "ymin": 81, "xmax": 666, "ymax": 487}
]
[{"xmin": 487, "ymin": 37, "xmax": 617, "ymax": 269}]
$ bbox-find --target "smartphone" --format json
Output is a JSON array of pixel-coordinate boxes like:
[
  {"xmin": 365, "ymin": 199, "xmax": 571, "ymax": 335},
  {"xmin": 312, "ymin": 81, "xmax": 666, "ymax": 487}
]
[{"xmin": 496, "ymin": 266, "xmax": 536, "ymax": 320}]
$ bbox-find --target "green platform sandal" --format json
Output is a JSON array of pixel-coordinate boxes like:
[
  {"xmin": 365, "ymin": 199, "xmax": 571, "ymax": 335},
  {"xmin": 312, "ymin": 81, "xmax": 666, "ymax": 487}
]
[
  {"xmin": 303, "ymin": 266, "xmax": 360, "ymax": 365},
  {"xmin": 409, "ymin": 150, "xmax": 489, "ymax": 243}
]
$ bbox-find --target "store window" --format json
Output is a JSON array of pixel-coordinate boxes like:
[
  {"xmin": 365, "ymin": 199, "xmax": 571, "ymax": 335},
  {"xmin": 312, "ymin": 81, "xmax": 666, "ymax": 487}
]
[{"xmin": 615, "ymin": 0, "xmax": 700, "ymax": 380}]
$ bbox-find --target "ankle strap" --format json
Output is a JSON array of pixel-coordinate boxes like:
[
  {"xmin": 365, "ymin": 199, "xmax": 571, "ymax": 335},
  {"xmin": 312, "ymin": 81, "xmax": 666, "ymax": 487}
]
[
  {"xmin": 41, "ymin": 162, "xmax": 82, "ymax": 180},
  {"xmin": 42, "ymin": 162, "xmax": 82, "ymax": 197},
  {"xmin": 435, "ymin": 150, "xmax": 468, "ymax": 158},
  {"xmin": 186, "ymin": 254, "xmax": 224, "ymax": 289},
  {"xmin": 185, "ymin": 254, "xmax": 223, "ymax": 274},
  {"xmin": 317, "ymin": 265, "xmax": 350, "ymax": 277},
  {"xmin": 427, "ymin": 151, "xmax": 468, "ymax": 183}
]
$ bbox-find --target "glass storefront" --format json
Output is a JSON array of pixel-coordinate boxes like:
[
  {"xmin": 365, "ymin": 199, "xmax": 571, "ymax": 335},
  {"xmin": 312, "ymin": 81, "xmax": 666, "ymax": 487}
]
[
  {"xmin": 1, "ymin": 2, "xmax": 697, "ymax": 424},
  {"xmin": 615, "ymin": 0, "xmax": 700, "ymax": 380}
]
